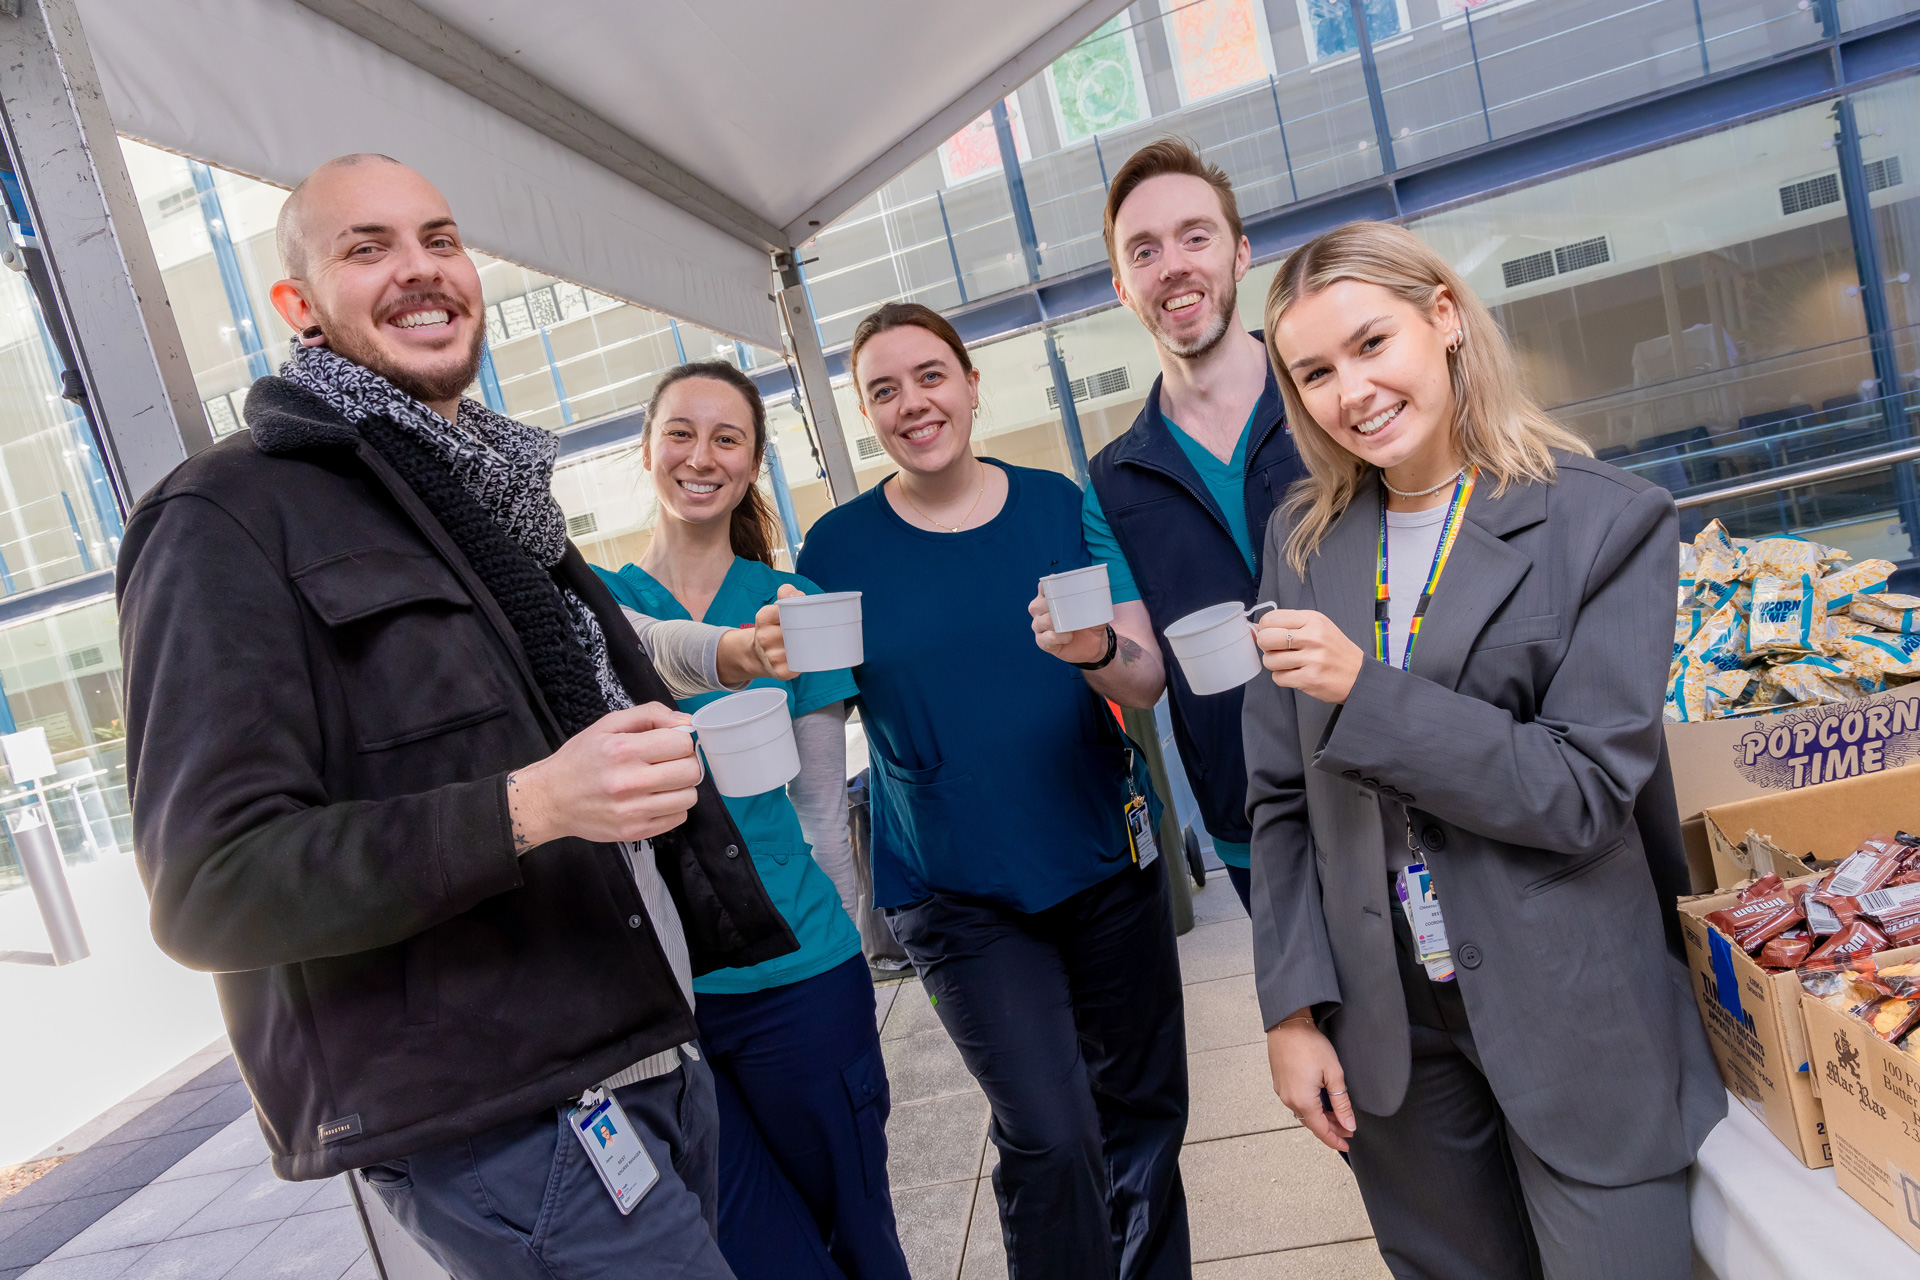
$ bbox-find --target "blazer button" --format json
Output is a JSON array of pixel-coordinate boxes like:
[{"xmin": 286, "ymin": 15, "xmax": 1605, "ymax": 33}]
[
  {"xmin": 1342, "ymin": 770, "xmax": 1361, "ymax": 781},
  {"xmin": 1421, "ymin": 825, "xmax": 1446, "ymax": 852},
  {"xmin": 726, "ymin": 844, "xmax": 740, "ymax": 859},
  {"xmin": 1458, "ymin": 942, "xmax": 1482, "ymax": 969},
  {"xmin": 627, "ymin": 914, "xmax": 643, "ymax": 929}
]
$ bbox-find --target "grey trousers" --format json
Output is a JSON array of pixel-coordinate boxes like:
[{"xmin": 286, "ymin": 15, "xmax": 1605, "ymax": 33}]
[{"xmin": 1343, "ymin": 907, "xmax": 1693, "ymax": 1280}]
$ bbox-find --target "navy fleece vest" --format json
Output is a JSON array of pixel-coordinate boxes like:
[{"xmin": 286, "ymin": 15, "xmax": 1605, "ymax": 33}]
[{"xmin": 1087, "ymin": 341, "xmax": 1302, "ymax": 843}]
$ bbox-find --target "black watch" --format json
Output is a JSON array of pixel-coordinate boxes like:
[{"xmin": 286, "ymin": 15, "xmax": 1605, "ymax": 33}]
[{"xmin": 1071, "ymin": 624, "xmax": 1119, "ymax": 671}]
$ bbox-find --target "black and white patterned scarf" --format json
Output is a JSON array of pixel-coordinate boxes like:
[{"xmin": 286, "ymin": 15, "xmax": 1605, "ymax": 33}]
[{"xmin": 280, "ymin": 342, "xmax": 632, "ymax": 723}]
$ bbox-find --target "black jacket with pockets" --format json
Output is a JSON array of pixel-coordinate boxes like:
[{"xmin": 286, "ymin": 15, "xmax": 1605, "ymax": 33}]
[{"xmin": 116, "ymin": 378, "xmax": 796, "ymax": 1181}]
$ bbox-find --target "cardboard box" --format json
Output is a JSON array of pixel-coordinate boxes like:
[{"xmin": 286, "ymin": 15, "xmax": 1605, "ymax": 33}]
[
  {"xmin": 1665, "ymin": 683, "xmax": 1920, "ymax": 886},
  {"xmin": 1679, "ymin": 874, "xmax": 1831, "ymax": 1166},
  {"xmin": 1800, "ymin": 946, "xmax": 1920, "ymax": 1253},
  {"xmin": 1701, "ymin": 761, "xmax": 1920, "ymax": 887}
]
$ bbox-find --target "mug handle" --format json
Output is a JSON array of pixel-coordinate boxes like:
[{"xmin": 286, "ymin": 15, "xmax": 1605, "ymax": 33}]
[
  {"xmin": 1245, "ymin": 601, "xmax": 1278, "ymax": 632},
  {"xmin": 669, "ymin": 725, "xmax": 708, "ymax": 788}
]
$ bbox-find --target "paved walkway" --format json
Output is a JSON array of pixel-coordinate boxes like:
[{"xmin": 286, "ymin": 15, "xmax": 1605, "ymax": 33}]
[{"xmin": 1, "ymin": 871, "xmax": 1386, "ymax": 1279}]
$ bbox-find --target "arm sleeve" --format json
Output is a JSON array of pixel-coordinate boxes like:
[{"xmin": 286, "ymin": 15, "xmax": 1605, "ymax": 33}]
[
  {"xmin": 1314, "ymin": 485, "xmax": 1679, "ymax": 858},
  {"xmin": 1082, "ymin": 480, "xmax": 1143, "ymax": 605},
  {"xmin": 120, "ymin": 494, "xmax": 524, "ymax": 973},
  {"xmin": 619, "ymin": 607, "xmax": 744, "ymax": 697},
  {"xmin": 788, "ymin": 701, "xmax": 856, "ymax": 916},
  {"xmin": 1242, "ymin": 521, "xmax": 1343, "ymax": 1031}
]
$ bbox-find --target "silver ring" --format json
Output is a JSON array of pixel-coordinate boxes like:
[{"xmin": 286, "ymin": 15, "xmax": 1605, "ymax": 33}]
[
  {"xmin": 1285, "ymin": 631, "xmax": 1295, "ymax": 650},
  {"xmin": 1328, "ymin": 1089, "xmax": 1347, "ymax": 1096}
]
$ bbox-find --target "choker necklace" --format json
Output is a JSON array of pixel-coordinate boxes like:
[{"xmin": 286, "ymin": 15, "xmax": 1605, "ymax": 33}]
[
  {"xmin": 898, "ymin": 458, "xmax": 988, "ymax": 532},
  {"xmin": 1381, "ymin": 466, "xmax": 1465, "ymax": 499}
]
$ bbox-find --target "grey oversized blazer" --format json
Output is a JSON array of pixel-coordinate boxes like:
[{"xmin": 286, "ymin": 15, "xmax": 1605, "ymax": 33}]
[{"xmin": 1242, "ymin": 452, "xmax": 1724, "ymax": 1188}]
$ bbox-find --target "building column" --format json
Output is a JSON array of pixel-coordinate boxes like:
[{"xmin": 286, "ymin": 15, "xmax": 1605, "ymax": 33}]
[
  {"xmin": 190, "ymin": 160, "xmax": 271, "ymax": 383},
  {"xmin": 0, "ymin": 0, "xmax": 209, "ymax": 504},
  {"xmin": 776, "ymin": 250, "xmax": 858, "ymax": 504}
]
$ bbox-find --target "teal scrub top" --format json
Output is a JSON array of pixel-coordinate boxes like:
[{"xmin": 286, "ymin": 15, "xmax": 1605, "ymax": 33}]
[
  {"xmin": 1080, "ymin": 407, "xmax": 1259, "ymax": 869},
  {"xmin": 593, "ymin": 557, "xmax": 862, "ymax": 994}
]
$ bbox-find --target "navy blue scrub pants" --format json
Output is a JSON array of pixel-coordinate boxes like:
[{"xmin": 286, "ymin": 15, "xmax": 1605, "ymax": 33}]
[
  {"xmin": 696, "ymin": 954, "xmax": 910, "ymax": 1280},
  {"xmin": 887, "ymin": 858, "xmax": 1190, "ymax": 1280}
]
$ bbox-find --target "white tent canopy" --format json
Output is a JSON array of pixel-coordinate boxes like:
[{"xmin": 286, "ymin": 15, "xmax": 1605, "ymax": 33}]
[{"xmin": 77, "ymin": 0, "xmax": 1129, "ymax": 350}]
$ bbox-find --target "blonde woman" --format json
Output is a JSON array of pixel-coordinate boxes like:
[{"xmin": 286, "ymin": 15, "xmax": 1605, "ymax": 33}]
[{"xmin": 1242, "ymin": 221, "xmax": 1721, "ymax": 1279}]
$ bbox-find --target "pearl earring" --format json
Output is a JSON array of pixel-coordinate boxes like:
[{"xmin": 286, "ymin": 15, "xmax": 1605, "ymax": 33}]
[{"xmin": 1447, "ymin": 329, "xmax": 1463, "ymax": 354}]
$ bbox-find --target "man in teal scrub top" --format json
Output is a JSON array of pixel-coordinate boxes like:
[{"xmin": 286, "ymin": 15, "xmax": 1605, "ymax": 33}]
[{"xmin": 1033, "ymin": 139, "xmax": 1304, "ymax": 911}]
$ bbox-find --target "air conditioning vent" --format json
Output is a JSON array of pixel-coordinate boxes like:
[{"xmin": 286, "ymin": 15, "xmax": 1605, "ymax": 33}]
[
  {"xmin": 856, "ymin": 436, "xmax": 885, "ymax": 460},
  {"xmin": 1553, "ymin": 236, "xmax": 1611, "ymax": 274},
  {"xmin": 1780, "ymin": 173, "xmax": 1841, "ymax": 217},
  {"xmin": 1045, "ymin": 366, "xmax": 1132, "ymax": 409},
  {"xmin": 67, "ymin": 646, "xmax": 103, "ymax": 672},
  {"xmin": 1501, "ymin": 250, "xmax": 1556, "ymax": 289},
  {"xmin": 566, "ymin": 512, "xmax": 599, "ymax": 538},
  {"xmin": 1866, "ymin": 156, "xmax": 1904, "ymax": 193}
]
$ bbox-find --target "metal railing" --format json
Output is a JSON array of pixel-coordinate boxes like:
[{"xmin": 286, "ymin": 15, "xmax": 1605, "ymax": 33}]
[{"xmin": 1672, "ymin": 440, "xmax": 1920, "ymax": 507}]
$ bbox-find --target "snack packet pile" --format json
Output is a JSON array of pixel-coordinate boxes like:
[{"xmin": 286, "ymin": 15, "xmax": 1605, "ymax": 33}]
[
  {"xmin": 1665, "ymin": 520, "xmax": 1911, "ymax": 720},
  {"xmin": 1703, "ymin": 832, "xmax": 1920, "ymax": 972}
]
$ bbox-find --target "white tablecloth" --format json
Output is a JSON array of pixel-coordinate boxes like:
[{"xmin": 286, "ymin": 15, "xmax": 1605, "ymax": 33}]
[{"xmin": 1691, "ymin": 1090, "xmax": 1919, "ymax": 1278}]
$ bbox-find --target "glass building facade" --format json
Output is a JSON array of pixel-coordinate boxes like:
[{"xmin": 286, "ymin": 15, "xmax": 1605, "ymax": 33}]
[{"xmin": 0, "ymin": 0, "xmax": 1917, "ymax": 892}]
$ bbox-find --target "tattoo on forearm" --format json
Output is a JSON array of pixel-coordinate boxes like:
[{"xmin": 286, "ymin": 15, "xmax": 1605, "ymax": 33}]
[
  {"xmin": 506, "ymin": 771, "xmax": 532, "ymax": 853},
  {"xmin": 1116, "ymin": 636, "xmax": 1145, "ymax": 669}
]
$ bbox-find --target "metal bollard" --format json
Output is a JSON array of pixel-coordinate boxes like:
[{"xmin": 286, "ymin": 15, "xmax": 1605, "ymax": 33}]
[{"xmin": 10, "ymin": 802, "xmax": 89, "ymax": 964}]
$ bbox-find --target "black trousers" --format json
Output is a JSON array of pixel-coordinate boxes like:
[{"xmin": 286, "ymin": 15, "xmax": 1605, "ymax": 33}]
[
  {"xmin": 887, "ymin": 859, "xmax": 1190, "ymax": 1280},
  {"xmin": 1342, "ymin": 896, "xmax": 1692, "ymax": 1280}
]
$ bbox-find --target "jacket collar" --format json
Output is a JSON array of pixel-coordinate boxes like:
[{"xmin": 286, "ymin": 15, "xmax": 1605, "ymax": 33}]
[
  {"xmin": 244, "ymin": 377, "xmax": 361, "ymax": 454},
  {"xmin": 1107, "ymin": 328, "xmax": 1285, "ymax": 472},
  {"xmin": 1311, "ymin": 468, "xmax": 1540, "ymax": 692}
]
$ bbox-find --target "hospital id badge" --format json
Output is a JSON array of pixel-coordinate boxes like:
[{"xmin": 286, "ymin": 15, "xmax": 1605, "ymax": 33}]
[
  {"xmin": 1396, "ymin": 863, "xmax": 1455, "ymax": 984},
  {"xmin": 1125, "ymin": 796, "xmax": 1159, "ymax": 870},
  {"xmin": 568, "ymin": 1087, "xmax": 658, "ymax": 1215}
]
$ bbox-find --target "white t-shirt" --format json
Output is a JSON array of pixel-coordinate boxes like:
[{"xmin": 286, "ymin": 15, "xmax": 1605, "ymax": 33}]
[{"xmin": 1384, "ymin": 504, "xmax": 1450, "ymax": 669}]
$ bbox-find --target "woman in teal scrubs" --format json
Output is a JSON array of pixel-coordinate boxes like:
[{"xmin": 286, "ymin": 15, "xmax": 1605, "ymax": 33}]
[{"xmin": 595, "ymin": 361, "xmax": 907, "ymax": 1280}]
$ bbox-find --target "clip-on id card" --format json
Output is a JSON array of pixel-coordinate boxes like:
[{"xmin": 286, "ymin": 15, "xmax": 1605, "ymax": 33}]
[
  {"xmin": 1396, "ymin": 863, "xmax": 1455, "ymax": 984},
  {"xmin": 1121, "ymin": 748, "xmax": 1159, "ymax": 870},
  {"xmin": 568, "ymin": 1087, "xmax": 659, "ymax": 1215}
]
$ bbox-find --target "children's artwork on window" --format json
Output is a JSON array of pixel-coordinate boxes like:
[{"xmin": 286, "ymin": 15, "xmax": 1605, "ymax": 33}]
[
  {"xmin": 1046, "ymin": 17, "xmax": 1150, "ymax": 143},
  {"xmin": 939, "ymin": 98, "xmax": 1031, "ymax": 187},
  {"xmin": 1164, "ymin": 0, "xmax": 1274, "ymax": 104},
  {"xmin": 1297, "ymin": 0, "xmax": 1411, "ymax": 63}
]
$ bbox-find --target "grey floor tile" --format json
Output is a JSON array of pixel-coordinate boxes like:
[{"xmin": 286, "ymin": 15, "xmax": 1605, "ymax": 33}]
[
  {"xmin": 79, "ymin": 1132, "xmax": 230, "ymax": 1201},
  {"xmin": 0, "ymin": 1205, "xmax": 51, "ymax": 1250},
  {"xmin": 890, "ymin": 1180, "xmax": 975, "ymax": 1280},
  {"xmin": 47, "ymin": 1172, "xmax": 247, "ymax": 1260},
  {"xmin": 150, "ymin": 1119, "xmax": 265, "ymax": 1185},
  {"xmin": 18, "ymin": 1246, "xmax": 150, "ymax": 1280},
  {"xmin": 336, "ymin": 1254, "xmax": 378, "ymax": 1280},
  {"xmin": 116, "ymin": 1224, "xmax": 274, "ymax": 1280},
  {"xmin": 223, "ymin": 1207, "xmax": 365, "ymax": 1280},
  {"xmin": 886, "ymin": 1092, "xmax": 990, "ymax": 1191},
  {"xmin": 1189, "ymin": 881, "xmax": 1248, "ymax": 928},
  {"xmin": 0, "ymin": 1195, "xmax": 136, "ymax": 1271},
  {"xmin": 170, "ymin": 1163, "xmax": 323, "ymax": 1236},
  {"xmin": 1183, "ymin": 1130, "xmax": 1373, "ymax": 1262},
  {"xmin": 956, "ymin": 1174, "xmax": 1006, "ymax": 1280},
  {"xmin": 1192, "ymin": 1239, "xmax": 1391, "ymax": 1279},
  {"xmin": 102, "ymin": 1090, "xmax": 230, "ymax": 1146},
  {"xmin": 1183, "ymin": 973, "xmax": 1265, "ymax": 1054},
  {"xmin": 873, "ymin": 981, "xmax": 898, "ymax": 1033},
  {"xmin": 1186, "ymin": 1041, "xmax": 1299, "ymax": 1144},
  {"xmin": 1177, "ymin": 917, "xmax": 1256, "ymax": 985},
  {"xmin": 293, "ymin": 1178, "xmax": 353, "ymax": 1216},
  {"xmin": 880, "ymin": 1029, "xmax": 978, "ymax": 1106},
  {"xmin": 879, "ymin": 980, "xmax": 942, "ymax": 1043}
]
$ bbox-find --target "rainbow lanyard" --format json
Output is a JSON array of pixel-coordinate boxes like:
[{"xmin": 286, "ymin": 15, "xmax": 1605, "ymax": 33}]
[{"xmin": 1374, "ymin": 467, "xmax": 1478, "ymax": 670}]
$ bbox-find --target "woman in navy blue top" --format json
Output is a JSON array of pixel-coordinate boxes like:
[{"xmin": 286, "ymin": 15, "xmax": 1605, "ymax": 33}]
[{"xmin": 797, "ymin": 304, "xmax": 1191, "ymax": 1280}]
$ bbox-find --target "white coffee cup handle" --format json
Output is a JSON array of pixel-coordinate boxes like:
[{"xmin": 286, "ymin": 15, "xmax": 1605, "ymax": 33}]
[
  {"xmin": 670, "ymin": 725, "xmax": 708, "ymax": 788},
  {"xmin": 1245, "ymin": 601, "xmax": 1278, "ymax": 633}
]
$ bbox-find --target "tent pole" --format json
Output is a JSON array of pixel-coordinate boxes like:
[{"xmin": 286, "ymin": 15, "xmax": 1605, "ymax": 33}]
[
  {"xmin": 0, "ymin": 0, "xmax": 209, "ymax": 503},
  {"xmin": 776, "ymin": 251, "xmax": 858, "ymax": 505}
]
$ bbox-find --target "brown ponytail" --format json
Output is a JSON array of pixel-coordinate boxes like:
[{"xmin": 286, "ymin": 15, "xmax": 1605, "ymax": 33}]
[{"xmin": 643, "ymin": 360, "xmax": 781, "ymax": 566}]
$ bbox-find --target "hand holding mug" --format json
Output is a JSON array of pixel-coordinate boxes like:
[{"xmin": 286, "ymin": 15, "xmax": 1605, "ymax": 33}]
[
  {"xmin": 720, "ymin": 583, "xmax": 805, "ymax": 685},
  {"xmin": 1254, "ymin": 609, "xmax": 1363, "ymax": 704},
  {"xmin": 507, "ymin": 702, "xmax": 702, "ymax": 852},
  {"xmin": 1029, "ymin": 590, "xmax": 1111, "ymax": 665}
]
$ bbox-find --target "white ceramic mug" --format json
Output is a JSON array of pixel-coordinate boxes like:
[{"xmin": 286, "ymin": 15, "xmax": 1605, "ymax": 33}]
[
  {"xmin": 674, "ymin": 687, "xmax": 801, "ymax": 798},
  {"xmin": 1040, "ymin": 563, "xmax": 1115, "ymax": 634},
  {"xmin": 1165, "ymin": 600, "xmax": 1277, "ymax": 696},
  {"xmin": 777, "ymin": 590, "xmax": 864, "ymax": 672}
]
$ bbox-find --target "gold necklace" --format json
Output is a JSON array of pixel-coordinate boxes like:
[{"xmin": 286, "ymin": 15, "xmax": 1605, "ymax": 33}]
[{"xmin": 897, "ymin": 459, "xmax": 988, "ymax": 532}]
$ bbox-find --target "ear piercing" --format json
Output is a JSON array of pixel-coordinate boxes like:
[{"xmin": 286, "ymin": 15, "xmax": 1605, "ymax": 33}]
[
  {"xmin": 300, "ymin": 325, "xmax": 326, "ymax": 346},
  {"xmin": 1447, "ymin": 329, "xmax": 1463, "ymax": 354}
]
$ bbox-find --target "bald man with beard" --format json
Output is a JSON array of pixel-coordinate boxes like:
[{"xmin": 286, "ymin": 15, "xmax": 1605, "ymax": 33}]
[{"xmin": 117, "ymin": 155, "xmax": 797, "ymax": 1279}]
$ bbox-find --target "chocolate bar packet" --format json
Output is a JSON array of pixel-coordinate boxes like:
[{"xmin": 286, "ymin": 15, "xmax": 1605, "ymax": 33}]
[
  {"xmin": 1804, "ymin": 919, "xmax": 1891, "ymax": 970},
  {"xmin": 1827, "ymin": 840, "xmax": 1905, "ymax": 898},
  {"xmin": 1757, "ymin": 928, "xmax": 1812, "ymax": 970},
  {"xmin": 1705, "ymin": 878, "xmax": 1804, "ymax": 952}
]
